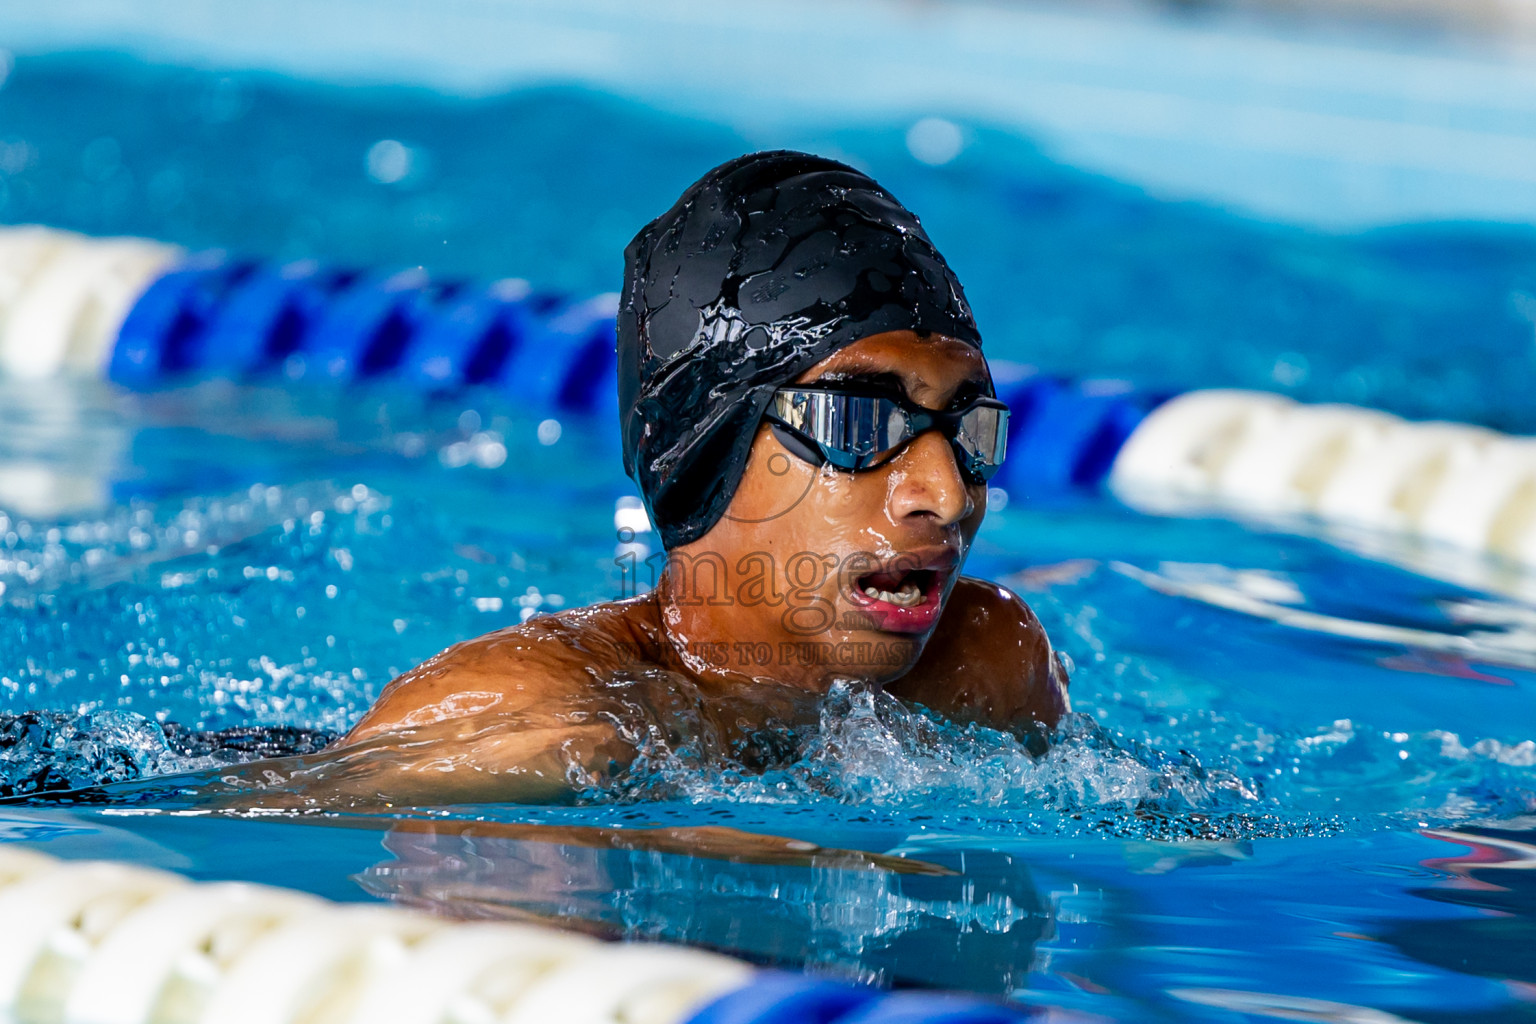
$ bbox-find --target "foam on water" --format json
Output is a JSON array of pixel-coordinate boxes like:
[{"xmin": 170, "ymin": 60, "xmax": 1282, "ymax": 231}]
[
  {"xmin": 5, "ymin": 617, "xmax": 1531, "ymax": 843},
  {"xmin": 591, "ymin": 673, "xmax": 1536, "ymax": 839}
]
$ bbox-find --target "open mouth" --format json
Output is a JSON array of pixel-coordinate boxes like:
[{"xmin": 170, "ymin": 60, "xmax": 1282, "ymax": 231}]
[
  {"xmin": 846, "ymin": 555, "xmax": 954, "ymax": 634},
  {"xmin": 855, "ymin": 568, "xmax": 938, "ymax": 609}
]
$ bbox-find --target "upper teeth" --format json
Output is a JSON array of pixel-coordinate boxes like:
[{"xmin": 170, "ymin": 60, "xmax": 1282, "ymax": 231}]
[{"xmin": 863, "ymin": 581, "xmax": 923, "ymax": 607}]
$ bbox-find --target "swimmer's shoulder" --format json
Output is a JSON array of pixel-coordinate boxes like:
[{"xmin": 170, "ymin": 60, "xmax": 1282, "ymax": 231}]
[
  {"xmin": 468, "ymin": 594, "xmax": 667, "ymax": 667},
  {"xmin": 341, "ymin": 595, "xmax": 669, "ymax": 743},
  {"xmin": 944, "ymin": 575, "xmax": 1044, "ymax": 626},
  {"xmin": 926, "ymin": 576, "xmax": 1060, "ymax": 677},
  {"xmin": 888, "ymin": 575, "xmax": 1070, "ymax": 731}
]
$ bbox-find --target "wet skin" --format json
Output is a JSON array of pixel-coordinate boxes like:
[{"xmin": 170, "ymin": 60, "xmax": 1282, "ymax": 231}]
[{"xmin": 208, "ymin": 331, "xmax": 1069, "ymax": 809}]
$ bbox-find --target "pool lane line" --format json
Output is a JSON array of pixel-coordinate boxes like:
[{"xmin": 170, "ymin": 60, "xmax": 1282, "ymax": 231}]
[
  {"xmin": 0, "ymin": 844, "xmax": 1030, "ymax": 1024},
  {"xmin": 9, "ymin": 224, "xmax": 1536, "ymax": 581}
]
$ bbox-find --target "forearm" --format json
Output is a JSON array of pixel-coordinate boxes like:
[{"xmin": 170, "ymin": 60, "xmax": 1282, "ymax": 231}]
[{"xmin": 201, "ymin": 721, "xmax": 629, "ymax": 810}]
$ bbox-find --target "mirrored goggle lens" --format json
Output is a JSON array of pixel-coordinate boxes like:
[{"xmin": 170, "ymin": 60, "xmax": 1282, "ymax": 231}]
[
  {"xmin": 953, "ymin": 404, "xmax": 1009, "ymax": 480},
  {"xmin": 772, "ymin": 391, "xmax": 908, "ymax": 468},
  {"xmin": 772, "ymin": 391, "xmax": 1009, "ymax": 479}
]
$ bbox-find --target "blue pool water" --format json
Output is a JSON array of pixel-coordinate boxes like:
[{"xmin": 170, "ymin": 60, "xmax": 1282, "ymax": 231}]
[{"xmin": 2, "ymin": 53, "xmax": 1536, "ymax": 1020}]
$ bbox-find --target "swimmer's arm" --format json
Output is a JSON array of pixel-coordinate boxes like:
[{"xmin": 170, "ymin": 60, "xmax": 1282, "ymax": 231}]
[
  {"xmin": 203, "ymin": 713, "xmax": 633, "ymax": 810},
  {"xmin": 886, "ymin": 577, "xmax": 1070, "ymax": 735},
  {"xmin": 339, "ymin": 635, "xmax": 528, "ymax": 747},
  {"xmin": 223, "ymin": 628, "xmax": 643, "ymax": 808},
  {"xmin": 338, "ymin": 611, "xmax": 646, "ymax": 748}
]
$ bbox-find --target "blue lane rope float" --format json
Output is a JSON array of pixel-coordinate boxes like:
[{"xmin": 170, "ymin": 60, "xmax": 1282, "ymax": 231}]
[
  {"xmin": 991, "ymin": 373, "xmax": 1169, "ymax": 496},
  {"xmin": 394, "ymin": 277, "xmax": 534, "ymax": 389},
  {"xmin": 195, "ymin": 260, "xmax": 343, "ymax": 377},
  {"xmin": 55, "ymin": 229, "xmax": 625, "ymax": 417},
  {"xmin": 0, "ymin": 227, "xmax": 1159, "ymax": 491},
  {"xmin": 682, "ymin": 973, "xmax": 882, "ymax": 1024},
  {"xmin": 110, "ymin": 256, "xmax": 254, "ymax": 385},
  {"xmin": 0, "ymin": 846, "xmax": 1032, "ymax": 1024},
  {"xmin": 7, "ymin": 224, "xmax": 1536, "ymax": 570},
  {"xmin": 682, "ymin": 973, "xmax": 1034, "ymax": 1024}
]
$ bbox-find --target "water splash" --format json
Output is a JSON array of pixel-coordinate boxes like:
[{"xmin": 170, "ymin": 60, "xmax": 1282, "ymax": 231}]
[
  {"xmin": 0, "ymin": 710, "xmax": 333, "ymax": 798},
  {"xmin": 0, "ymin": 383, "xmax": 1531, "ymax": 844},
  {"xmin": 574, "ymin": 672, "xmax": 1536, "ymax": 839},
  {"xmin": 4, "ymin": 671, "xmax": 1532, "ymax": 839},
  {"xmin": 586, "ymin": 682, "xmax": 1264, "ymax": 838}
]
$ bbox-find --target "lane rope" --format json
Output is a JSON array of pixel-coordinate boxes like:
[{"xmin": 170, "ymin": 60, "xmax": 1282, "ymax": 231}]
[
  {"xmin": 1108, "ymin": 389, "xmax": 1536, "ymax": 567},
  {"xmin": 3, "ymin": 224, "xmax": 1533, "ymax": 570},
  {"xmin": 0, "ymin": 845, "xmax": 1028, "ymax": 1024}
]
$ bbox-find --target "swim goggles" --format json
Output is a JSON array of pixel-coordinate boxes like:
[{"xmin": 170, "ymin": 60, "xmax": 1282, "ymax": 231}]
[{"xmin": 765, "ymin": 385, "xmax": 1009, "ymax": 483}]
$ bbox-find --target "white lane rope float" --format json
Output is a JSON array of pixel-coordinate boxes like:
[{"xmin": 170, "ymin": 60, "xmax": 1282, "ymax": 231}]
[
  {"xmin": 1109, "ymin": 389, "xmax": 1536, "ymax": 572},
  {"xmin": 0, "ymin": 845, "xmax": 750, "ymax": 1024},
  {"xmin": 0, "ymin": 227, "xmax": 179, "ymax": 380},
  {"xmin": 0, "ymin": 845, "xmax": 1031, "ymax": 1024}
]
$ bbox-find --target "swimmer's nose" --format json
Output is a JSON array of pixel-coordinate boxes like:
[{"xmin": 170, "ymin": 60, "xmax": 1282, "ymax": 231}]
[{"xmin": 888, "ymin": 431, "xmax": 974, "ymax": 527}]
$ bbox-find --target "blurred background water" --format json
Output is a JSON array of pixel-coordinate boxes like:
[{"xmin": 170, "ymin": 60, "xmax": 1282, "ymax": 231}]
[{"xmin": 5, "ymin": 2, "xmax": 1536, "ymax": 426}]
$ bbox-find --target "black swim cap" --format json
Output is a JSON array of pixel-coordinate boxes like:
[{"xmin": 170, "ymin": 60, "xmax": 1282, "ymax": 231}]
[{"xmin": 618, "ymin": 151, "xmax": 982, "ymax": 549}]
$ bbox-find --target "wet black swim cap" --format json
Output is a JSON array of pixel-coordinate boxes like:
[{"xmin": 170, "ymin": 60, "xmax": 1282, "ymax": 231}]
[{"xmin": 618, "ymin": 151, "xmax": 982, "ymax": 549}]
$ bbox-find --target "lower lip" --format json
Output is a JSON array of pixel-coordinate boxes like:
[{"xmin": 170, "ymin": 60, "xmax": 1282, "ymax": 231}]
[{"xmin": 848, "ymin": 574, "xmax": 946, "ymax": 633}]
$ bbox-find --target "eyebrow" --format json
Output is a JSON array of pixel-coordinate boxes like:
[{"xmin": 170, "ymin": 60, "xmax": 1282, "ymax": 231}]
[{"xmin": 806, "ymin": 370, "xmax": 991, "ymax": 407}]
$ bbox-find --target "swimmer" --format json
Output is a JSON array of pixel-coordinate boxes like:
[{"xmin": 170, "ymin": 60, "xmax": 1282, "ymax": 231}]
[{"xmin": 207, "ymin": 152, "xmax": 1070, "ymax": 808}]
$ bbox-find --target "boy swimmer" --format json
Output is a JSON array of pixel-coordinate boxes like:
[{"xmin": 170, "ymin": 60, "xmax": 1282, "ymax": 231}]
[{"xmin": 224, "ymin": 152, "xmax": 1070, "ymax": 806}]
